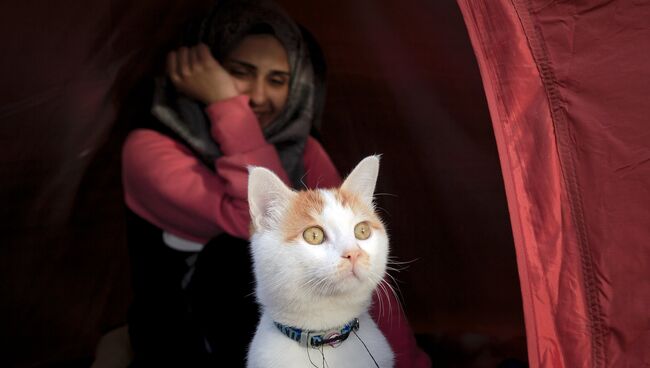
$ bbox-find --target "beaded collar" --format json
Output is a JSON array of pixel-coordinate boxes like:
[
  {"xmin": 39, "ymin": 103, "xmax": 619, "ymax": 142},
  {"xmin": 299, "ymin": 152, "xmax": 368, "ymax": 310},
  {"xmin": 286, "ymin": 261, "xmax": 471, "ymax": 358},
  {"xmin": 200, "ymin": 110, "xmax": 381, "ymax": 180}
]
[{"xmin": 274, "ymin": 318, "xmax": 360, "ymax": 348}]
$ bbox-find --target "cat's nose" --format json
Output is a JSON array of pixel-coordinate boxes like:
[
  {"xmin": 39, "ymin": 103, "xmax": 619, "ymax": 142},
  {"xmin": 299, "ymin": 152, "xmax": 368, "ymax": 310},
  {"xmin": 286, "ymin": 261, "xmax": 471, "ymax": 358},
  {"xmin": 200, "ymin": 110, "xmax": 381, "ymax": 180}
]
[{"xmin": 342, "ymin": 250, "xmax": 362, "ymax": 264}]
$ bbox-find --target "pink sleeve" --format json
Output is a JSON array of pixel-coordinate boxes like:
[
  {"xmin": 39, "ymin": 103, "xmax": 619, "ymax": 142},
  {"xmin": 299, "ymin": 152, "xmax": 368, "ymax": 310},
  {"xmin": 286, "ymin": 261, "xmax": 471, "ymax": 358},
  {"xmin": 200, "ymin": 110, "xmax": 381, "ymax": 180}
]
[
  {"xmin": 122, "ymin": 95, "xmax": 288, "ymax": 242},
  {"xmin": 371, "ymin": 292, "xmax": 432, "ymax": 367}
]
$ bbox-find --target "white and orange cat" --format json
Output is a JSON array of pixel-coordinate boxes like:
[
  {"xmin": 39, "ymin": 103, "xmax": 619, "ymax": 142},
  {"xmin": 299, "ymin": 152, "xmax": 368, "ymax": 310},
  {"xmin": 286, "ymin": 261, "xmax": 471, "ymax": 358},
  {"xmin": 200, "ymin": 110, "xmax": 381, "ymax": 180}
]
[{"xmin": 246, "ymin": 156, "xmax": 394, "ymax": 368}]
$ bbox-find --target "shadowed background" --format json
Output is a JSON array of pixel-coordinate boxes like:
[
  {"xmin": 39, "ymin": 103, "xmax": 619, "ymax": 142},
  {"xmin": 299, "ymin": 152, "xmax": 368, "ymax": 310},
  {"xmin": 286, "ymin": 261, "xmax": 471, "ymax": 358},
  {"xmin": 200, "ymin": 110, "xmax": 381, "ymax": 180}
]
[{"xmin": 0, "ymin": 0, "xmax": 526, "ymax": 366}]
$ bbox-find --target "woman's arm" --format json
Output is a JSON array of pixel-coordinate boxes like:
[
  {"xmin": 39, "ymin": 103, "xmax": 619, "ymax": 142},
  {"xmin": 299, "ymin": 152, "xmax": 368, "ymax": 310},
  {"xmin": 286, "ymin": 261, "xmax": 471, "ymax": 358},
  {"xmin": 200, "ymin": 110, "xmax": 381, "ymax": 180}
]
[
  {"xmin": 122, "ymin": 95, "xmax": 288, "ymax": 242},
  {"xmin": 123, "ymin": 43, "xmax": 290, "ymax": 242}
]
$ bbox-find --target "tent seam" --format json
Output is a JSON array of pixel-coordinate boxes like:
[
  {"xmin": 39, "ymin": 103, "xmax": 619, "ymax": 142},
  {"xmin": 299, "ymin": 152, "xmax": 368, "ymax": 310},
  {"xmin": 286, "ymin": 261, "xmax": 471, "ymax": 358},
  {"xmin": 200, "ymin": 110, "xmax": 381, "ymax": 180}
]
[{"xmin": 510, "ymin": 1, "xmax": 607, "ymax": 367}]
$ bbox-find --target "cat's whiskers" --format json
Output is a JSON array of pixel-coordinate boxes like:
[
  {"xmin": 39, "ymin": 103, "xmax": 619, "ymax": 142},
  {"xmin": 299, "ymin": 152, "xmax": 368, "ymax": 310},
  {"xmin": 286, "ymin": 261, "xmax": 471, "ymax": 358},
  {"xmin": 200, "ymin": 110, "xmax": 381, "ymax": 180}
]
[
  {"xmin": 378, "ymin": 279, "xmax": 393, "ymax": 320},
  {"xmin": 302, "ymin": 266, "xmax": 339, "ymax": 294},
  {"xmin": 303, "ymin": 275, "xmax": 332, "ymax": 296},
  {"xmin": 374, "ymin": 281, "xmax": 386, "ymax": 319},
  {"xmin": 383, "ymin": 278, "xmax": 406, "ymax": 324},
  {"xmin": 372, "ymin": 192, "xmax": 396, "ymax": 220},
  {"xmin": 373, "ymin": 192, "xmax": 398, "ymax": 198},
  {"xmin": 384, "ymin": 258, "xmax": 417, "ymax": 302},
  {"xmin": 368, "ymin": 269, "xmax": 407, "ymax": 325},
  {"xmin": 363, "ymin": 271, "xmax": 388, "ymax": 319},
  {"xmin": 386, "ymin": 256, "xmax": 418, "ymax": 265},
  {"xmin": 386, "ymin": 257, "xmax": 419, "ymax": 273},
  {"xmin": 384, "ymin": 273, "xmax": 405, "ymax": 314},
  {"xmin": 385, "ymin": 266, "xmax": 405, "ymax": 273},
  {"xmin": 381, "ymin": 266, "xmax": 400, "ymax": 289}
]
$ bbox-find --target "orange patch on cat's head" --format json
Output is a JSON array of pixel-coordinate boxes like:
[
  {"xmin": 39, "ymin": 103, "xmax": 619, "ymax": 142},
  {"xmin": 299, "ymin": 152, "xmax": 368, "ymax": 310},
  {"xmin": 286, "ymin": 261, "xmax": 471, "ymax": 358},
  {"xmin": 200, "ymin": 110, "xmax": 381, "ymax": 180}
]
[
  {"xmin": 334, "ymin": 189, "xmax": 384, "ymax": 231},
  {"xmin": 282, "ymin": 190, "xmax": 325, "ymax": 242}
]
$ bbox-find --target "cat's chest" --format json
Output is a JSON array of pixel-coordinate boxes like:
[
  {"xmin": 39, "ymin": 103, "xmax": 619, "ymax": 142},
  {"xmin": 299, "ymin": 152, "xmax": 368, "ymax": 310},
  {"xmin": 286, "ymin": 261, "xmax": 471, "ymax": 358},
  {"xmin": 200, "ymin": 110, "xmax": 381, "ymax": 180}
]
[{"xmin": 247, "ymin": 313, "xmax": 394, "ymax": 368}]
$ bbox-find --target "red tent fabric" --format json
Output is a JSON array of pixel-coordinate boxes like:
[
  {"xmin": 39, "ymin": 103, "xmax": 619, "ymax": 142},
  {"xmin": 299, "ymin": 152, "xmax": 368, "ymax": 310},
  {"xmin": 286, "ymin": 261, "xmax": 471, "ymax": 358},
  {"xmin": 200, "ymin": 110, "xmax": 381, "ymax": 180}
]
[{"xmin": 457, "ymin": 1, "xmax": 650, "ymax": 367}]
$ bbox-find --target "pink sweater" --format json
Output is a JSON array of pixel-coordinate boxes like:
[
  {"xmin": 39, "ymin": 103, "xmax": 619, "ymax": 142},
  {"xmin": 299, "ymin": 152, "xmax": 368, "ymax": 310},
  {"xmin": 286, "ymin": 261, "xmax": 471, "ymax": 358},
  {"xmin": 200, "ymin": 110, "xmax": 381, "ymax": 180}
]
[{"xmin": 121, "ymin": 95, "xmax": 431, "ymax": 367}]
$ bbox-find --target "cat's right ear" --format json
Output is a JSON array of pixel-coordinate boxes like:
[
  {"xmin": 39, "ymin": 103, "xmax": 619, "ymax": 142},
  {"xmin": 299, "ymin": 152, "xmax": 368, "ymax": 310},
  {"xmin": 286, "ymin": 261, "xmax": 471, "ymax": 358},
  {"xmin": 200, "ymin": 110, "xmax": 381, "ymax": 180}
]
[
  {"xmin": 341, "ymin": 155, "xmax": 380, "ymax": 207},
  {"xmin": 248, "ymin": 166, "xmax": 295, "ymax": 231}
]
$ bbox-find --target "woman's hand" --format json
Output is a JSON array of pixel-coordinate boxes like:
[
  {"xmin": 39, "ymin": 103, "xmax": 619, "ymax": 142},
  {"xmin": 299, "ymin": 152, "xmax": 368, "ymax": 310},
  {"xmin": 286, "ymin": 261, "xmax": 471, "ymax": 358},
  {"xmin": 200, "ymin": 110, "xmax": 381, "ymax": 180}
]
[{"xmin": 167, "ymin": 43, "xmax": 238, "ymax": 105}]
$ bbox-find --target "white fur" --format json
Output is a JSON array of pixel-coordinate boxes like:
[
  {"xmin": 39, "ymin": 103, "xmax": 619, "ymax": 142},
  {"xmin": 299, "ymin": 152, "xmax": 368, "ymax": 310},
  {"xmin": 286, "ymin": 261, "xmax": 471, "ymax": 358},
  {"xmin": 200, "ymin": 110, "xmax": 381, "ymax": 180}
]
[{"xmin": 246, "ymin": 156, "xmax": 394, "ymax": 367}]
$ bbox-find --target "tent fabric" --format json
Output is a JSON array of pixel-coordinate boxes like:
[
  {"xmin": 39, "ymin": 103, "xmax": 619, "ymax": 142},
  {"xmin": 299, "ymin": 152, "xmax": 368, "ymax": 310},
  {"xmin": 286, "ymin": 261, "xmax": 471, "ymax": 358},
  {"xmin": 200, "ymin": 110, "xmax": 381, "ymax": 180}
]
[{"xmin": 457, "ymin": 0, "xmax": 650, "ymax": 367}]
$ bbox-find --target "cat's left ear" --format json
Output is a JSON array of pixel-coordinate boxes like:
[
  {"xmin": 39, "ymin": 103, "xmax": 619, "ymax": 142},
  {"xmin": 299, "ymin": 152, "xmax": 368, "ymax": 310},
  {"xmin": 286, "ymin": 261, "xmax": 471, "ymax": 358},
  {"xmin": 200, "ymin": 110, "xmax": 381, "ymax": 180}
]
[
  {"xmin": 340, "ymin": 155, "xmax": 380, "ymax": 207},
  {"xmin": 248, "ymin": 166, "xmax": 295, "ymax": 231}
]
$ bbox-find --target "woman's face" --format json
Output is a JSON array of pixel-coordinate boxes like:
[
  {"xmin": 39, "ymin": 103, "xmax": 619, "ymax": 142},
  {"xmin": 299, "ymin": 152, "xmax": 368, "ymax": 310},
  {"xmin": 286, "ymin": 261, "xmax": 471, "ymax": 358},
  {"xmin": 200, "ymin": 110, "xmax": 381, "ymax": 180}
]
[{"xmin": 224, "ymin": 34, "xmax": 290, "ymax": 128}]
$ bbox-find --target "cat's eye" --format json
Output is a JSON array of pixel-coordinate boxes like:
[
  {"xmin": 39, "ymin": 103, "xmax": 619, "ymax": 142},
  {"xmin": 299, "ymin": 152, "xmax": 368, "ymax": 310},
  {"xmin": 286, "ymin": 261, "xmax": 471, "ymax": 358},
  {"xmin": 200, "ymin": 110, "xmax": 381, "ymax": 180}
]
[
  {"xmin": 354, "ymin": 222, "xmax": 372, "ymax": 240},
  {"xmin": 303, "ymin": 226, "xmax": 325, "ymax": 245}
]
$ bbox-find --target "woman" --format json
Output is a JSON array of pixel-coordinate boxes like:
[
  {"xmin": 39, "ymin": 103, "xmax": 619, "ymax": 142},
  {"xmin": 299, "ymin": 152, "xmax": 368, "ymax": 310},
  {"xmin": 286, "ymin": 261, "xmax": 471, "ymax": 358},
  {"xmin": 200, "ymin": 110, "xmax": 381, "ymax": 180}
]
[{"xmin": 122, "ymin": 0, "xmax": 430, "ymax": 366}]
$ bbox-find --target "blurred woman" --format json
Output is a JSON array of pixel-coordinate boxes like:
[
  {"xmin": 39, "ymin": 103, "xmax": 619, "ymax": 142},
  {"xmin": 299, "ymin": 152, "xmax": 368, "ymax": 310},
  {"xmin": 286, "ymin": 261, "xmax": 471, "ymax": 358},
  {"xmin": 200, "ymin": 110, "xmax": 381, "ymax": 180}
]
[{"xmin": 122, "ymin": 1, "xmax": 431, "ymax": 366}]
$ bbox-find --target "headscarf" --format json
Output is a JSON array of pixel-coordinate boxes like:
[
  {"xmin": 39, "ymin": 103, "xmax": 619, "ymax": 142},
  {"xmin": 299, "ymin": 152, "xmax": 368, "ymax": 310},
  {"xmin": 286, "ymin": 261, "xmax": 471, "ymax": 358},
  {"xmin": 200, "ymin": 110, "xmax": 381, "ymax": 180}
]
[{"xmin": 151, "ymin": 0, "xmax": 326, "ymax": 187}]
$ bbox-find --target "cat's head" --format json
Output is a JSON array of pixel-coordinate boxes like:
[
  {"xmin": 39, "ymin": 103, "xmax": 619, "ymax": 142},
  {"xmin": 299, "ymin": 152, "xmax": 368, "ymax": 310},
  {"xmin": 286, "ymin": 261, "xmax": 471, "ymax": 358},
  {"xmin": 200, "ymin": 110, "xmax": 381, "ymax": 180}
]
[{"xmin": 247, "ymin": 156, "xmax": 388, "ymax": 321}]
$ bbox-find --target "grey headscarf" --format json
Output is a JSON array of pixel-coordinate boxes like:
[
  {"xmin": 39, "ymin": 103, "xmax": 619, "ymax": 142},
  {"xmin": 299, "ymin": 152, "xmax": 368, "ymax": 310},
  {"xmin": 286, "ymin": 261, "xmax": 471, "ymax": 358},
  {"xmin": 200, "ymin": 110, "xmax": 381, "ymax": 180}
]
[{"xmin": 151, "ymin": 0, "xmax": 325, "ymax": 187}]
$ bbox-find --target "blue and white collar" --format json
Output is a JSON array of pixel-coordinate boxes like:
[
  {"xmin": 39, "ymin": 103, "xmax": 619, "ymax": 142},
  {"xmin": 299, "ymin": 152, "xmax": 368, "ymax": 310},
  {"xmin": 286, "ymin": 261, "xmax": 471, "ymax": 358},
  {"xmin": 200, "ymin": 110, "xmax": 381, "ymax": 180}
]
[{"xmin": 274, "ymin": 318, "xmax": 360, "ymax": 348}]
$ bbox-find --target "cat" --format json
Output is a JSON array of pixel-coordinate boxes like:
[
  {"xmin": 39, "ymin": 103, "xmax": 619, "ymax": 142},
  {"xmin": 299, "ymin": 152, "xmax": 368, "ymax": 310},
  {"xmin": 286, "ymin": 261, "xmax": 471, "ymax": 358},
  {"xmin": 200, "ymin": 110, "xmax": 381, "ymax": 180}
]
[{"xmin": 246, "ymin": 155, "xmax": 394, "ymax": 368}]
